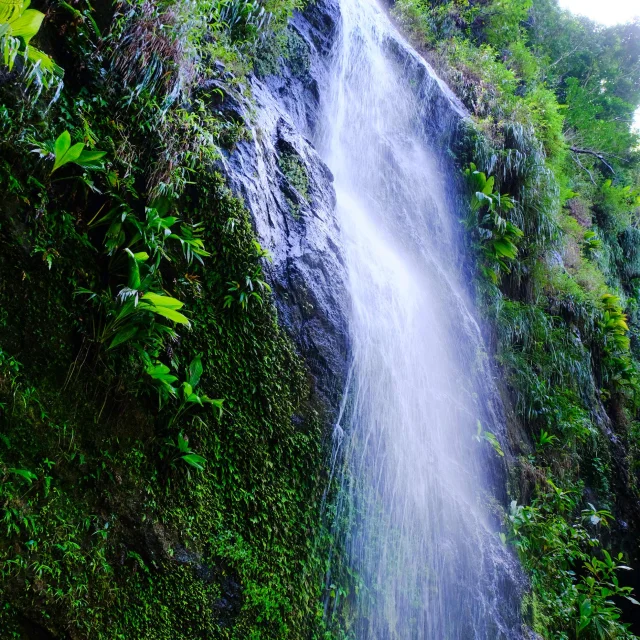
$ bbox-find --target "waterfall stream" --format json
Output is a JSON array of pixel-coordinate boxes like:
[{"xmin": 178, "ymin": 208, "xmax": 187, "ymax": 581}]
[{"xmin": 319, "ymin": 0, "xmax": 523, "ymax": 637}]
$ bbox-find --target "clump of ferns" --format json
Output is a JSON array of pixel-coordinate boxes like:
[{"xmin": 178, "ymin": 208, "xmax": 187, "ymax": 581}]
[
  {"xmin": 104, "ymin": 0, "xmax": 263, "ymax": 198},
  {"xmin": 496, "ymin": 122, "xmax": 560, "ymax": 250},
  {"xmin": 68, "ymin": 192, "xmax": 210, "ymax": 394},
  {"xmin": 147, "ymin": 98, "xmax": 249, "ymax": 199},
  {"xmin": 597, "ymin": 293, "xmax": 639, "ymax": 396},
  {"xmin": 464, "ymin": 162, "xmax": 525, "ymax": 284},
  {"xmin": 547, "ymin": 294, "xmax": 599, "ymax": 341},
  {"xmin": 495, "ymin": 300, "xmax": 596, "ymax": 422},
  {"xmin": 464, "ymin": 122, "xmax": 559, "ymax": 270},
  {"xmin": 107, "ymin": 0, "xmax": 277, "ymax": 104},
  {"xmin": 102, "ymin": 2, "xmax": 197, "ymax": 196},
  {"xmin": 108, "ymin": 0, "xmax": 197, "ymax": 109},
  {"xmin": 213, "ymin": 0, "xmax": 274, "ymax": 45}
]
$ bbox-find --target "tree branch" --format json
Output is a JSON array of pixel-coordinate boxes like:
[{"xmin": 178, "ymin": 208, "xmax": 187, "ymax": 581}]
[
  {"xmin": 570, "ymin": 152, "xmax": 596, "ymax": 186},
  {"xmin": 549, "ymin": 42, "xmax": 583, "ymax": 68},
  {"xmin": 569, "ymin": 147, "xmax": 616, "ymax": 175}
]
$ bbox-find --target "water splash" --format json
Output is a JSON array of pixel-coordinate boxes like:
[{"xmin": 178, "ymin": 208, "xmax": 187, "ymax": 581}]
[{"xmin": 319, "ymin": 0, "xmax": 524, "ymax": 637}]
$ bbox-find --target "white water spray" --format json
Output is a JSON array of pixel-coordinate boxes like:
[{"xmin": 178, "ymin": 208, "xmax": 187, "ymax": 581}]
[{"xmin": 320, "ymin": 0, "xmax": 523, "ymax": 637}]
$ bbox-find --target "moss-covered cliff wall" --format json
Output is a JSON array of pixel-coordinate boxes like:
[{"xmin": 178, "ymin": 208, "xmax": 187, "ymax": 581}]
[
  {"xmin": 2, "ymin": 0, "xmax": 640, "ymax": 638},
  {"xmin": 0, "ymin": 1, "xmax": 337, "ymax": 638}
]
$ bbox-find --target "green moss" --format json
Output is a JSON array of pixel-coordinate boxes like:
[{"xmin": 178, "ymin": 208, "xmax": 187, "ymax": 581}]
[
  {"xmin": 255, "ymin": 26, "xmax": 311, "ymax": 78},
  {"xmin": 279, "ymin": 152, "xmax": 310, "ymax": 201},
  {"xmin": 0, "ymin": 1, "xmax": 332, "ymax": 638}
]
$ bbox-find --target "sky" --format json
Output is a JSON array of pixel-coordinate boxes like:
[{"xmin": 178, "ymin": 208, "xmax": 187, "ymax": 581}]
[
  {"xmin": 557, "ymin": 0, "xmax": 639, "ymax": 26},
  {"xmin": 557, "ymin": 0, "xmax": 640, "ymax": 130}
]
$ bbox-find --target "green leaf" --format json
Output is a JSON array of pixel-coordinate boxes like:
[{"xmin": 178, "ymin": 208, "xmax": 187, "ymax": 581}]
[
  {"xmin": 142, "ymin": 304, "xmax": 190, "ymax": 326},
  {"xmin": 75, "ymin": 150, "xmax": 107, "ymax": 168},
  {"xmin": 49, "ymin": 132, "xmax": 104, "ymax": 173},
  {"xmin": 64, "ymin": 142, "xmax": 85, "ymax": 164},
  {"xmin": 10, "ymin": 8, "xmax": 44, "ymax": 44},
  {"xmin": 125, "ymin": 248, "xmax": 141, "ymax": 290},
  {"xmin": 177, "ymin": 433, "xmax": 190, "ymax": 453},
  {"xmin": 159, "ymin": 216, "xmax": 178, "ymax": 228},
  {"xmin": 186, "ymin": 393, "xmax": 203, "ymax": 405},
  {"xmin": 188, "ymin": 354, "xmax": 203, "ymax": 389},
  {"xmin": 0, "ymin": 0, "xmax": 22, "ymax": 23},
  {"xmin": 579, "ymin": 598, "xmax": 592, "ymax": 618},
  {"xmin": 53, "ymin": 130, "xmax": 71, "ymax": 164},
  {"xmin": 147, "ymin": 363, "xmax": 178, "ymax": 385},
  {"xmin": 210, "ymin": 398, "xmax": 224, "ymax": 417},
  {"xmin": 26, "ymin": 46, "xmax": 63, "ymax": 75},
  {"xmin": 142, "ymin": 292, "xmax": 184, "ymax": 310},
  {"xmin": 481, "ymin": 431, "xmax": 504, "ymax": 457},
  {"xmin": 108, "ymin": 324, "xmax": 138, "ymax": 350},
  {"xmin": 52, "ymin": 136, "xmax": 85, "ymax": 173},
  {"xmin": 115, "ymin": 298, "xmax": 137, "ymax": 322},
  {"xmin": 181, "ymin": 454, "xmax": 206, "ymax": 471},
  {"xmin": 9, "ymin": 468, "xmax": 38, "ymax": 484},
  {"xmin": 493, "ymin": 239, "xmax": 517, "ymax": 259}
]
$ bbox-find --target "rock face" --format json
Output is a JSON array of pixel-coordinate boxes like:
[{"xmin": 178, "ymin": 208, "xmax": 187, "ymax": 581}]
[
  {"xmin": 218, "ymin": 0, "xmax": 347, "ymax": 412},
  {"xmin": 217, "ymin": 0, "xmax": 475, "ymax": 416},
  {"xmin": 213, "ymin": 0, "xmax": 532, "ymax": 636}
]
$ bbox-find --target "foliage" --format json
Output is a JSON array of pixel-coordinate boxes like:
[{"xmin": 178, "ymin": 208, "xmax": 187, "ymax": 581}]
[
  {"xmin": 213, "ymin": 0, "xmax": 274, "ymax": 42},
  {"xmin": 279, "ymin": 151, "xmax": 309, "ymax": 200},
  {"xmin": 32, "ymin": 130, "xmax": 106, "ymax": 174},
  {"xmin": 0, "ymin": 0, "xmax": 333, "ymax": 639},
  {"xmin": 395, "ymin": 0, "xmax": 640, "ymax": 636},
  {"xmin": 509, "ymin": 483, "xmax": 638, "ymax": 638},
  {"xmin": 0, "ymin": 0, "xmax": 61, "ymax": 82},
  {"xmin": 1, "ymin": 0, "xmax": 638, "ymax": 637},
  {"xmin": 475, "ymin": 420, "xmax": 505, "ymax": 457},
  {"xmin": 464, "ymin": 162, "xmax": 523, "ymax": 281},
  {"xmin": 169, "ymin": 432, "xmax": 207, "ymax": 472}
]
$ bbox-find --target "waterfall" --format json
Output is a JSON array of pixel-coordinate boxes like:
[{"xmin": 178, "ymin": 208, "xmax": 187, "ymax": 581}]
[{"xmin": 319, "ymin": 0, "xmax": 524, "ymax": 637}]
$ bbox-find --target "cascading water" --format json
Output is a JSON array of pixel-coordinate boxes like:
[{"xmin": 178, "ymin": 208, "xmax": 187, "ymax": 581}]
[{"xmin": 319, "ymin": 0, "xmax": 524, "ymax": 637}]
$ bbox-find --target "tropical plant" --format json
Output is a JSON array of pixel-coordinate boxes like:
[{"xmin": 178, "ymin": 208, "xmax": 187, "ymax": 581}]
[
  {"xmin": 169, "ymin": 433, "xmax": 207, "ymax": 473},
  {"xmin": 90, "ymin": 196, "xmax": 209, "ymax": 265},
  {"xmin": 32, "ymin": 131, "xmax": 106, "ymax": 174},
  {"xmin": 224, "ymin": 240, "xmax": 272, "ymax": 310},
  {"xmin": 600, "ymin": 294, "xmax": 630, "ymax": 353},
  {"xmin": 582, "ymin": 503, "xmax": 612, "ymax": 527},
  {"xmin": 582, "ymin": 230, "xmax": 602, "ymax": 258},
  {"xmin": 0, "ymin": 0, "xmax": 61, "ymax": 76},
  {"xmin": 508, "ymin": 482, "xmax": 638, "ymax": 639},
  {"xmin": 213, "ymin": 0, "xmax": 273, "ymax": 42},
  {"xmin": 537, "ymin": 429, "xmax": 558, "ymax": 449},
  {"xmin": 464, "ymin": 163, "xmax": 524, "ymax": 281},
  {"xmin": 147, "ymin": 354, "xmax": 224, "ymax": 421},
  {"xmin": 474, "ymin": 421, "xmax": 504, "ymax": 457},
  {"xmin": 79, "ymin": 192, "xmax": 211, "ymax": 357},
  {"xmin": 8, "ymin": 467, "xmax": 37, "ymax": 484}
]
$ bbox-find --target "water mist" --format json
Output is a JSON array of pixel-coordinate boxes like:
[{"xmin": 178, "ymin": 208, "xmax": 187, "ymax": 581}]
[{"xmin": 319, "ymin": 0, "xmax": 523, "ymax": 637}]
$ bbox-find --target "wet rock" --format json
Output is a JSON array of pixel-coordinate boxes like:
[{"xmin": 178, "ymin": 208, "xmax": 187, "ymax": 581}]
[
  {"xmin": 17, "ymin": 618, "xmax": 59, "ymax": 640},
  {"xmin": 216, "ymin": 1, "xmax": 349, "ymax": 413},
  {"xmin": 173, "ymin": 546, "xmax": 216, "ymax": 583},
  {"xmin": 173, "ymin": 547, "xmax": 243, "ymax": 628},
  {"xmin": 212, "ymin": 573, "xmax": 243, "ymax": 628},
  {"xmin": 216, "ymin": 0, "xmax": 474, "ymax": 417}
]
